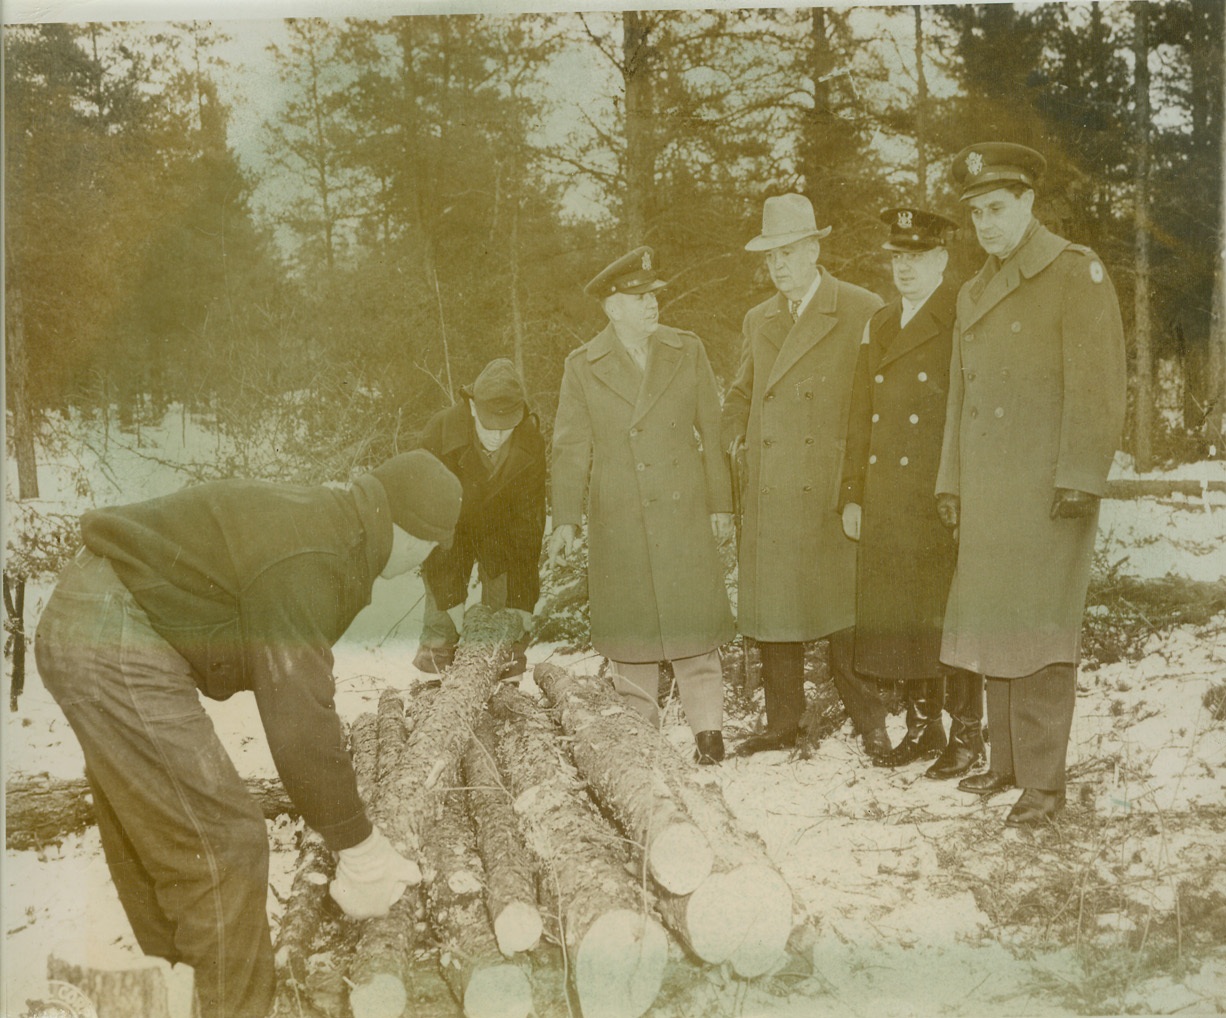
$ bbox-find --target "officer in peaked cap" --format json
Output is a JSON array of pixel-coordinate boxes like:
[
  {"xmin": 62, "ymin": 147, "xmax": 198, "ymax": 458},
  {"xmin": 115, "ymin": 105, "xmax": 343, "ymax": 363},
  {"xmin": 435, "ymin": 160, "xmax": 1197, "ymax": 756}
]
[
  {"xmin": 582, "ymin": 245, "xmax": 669, "ymax": 298},
  {"xmin": 550, "ymin": 246, "xmax": 734, "ymax": 765},
  {"xmin": 935, "ymin": 145, "xmax": 1126, "ymax": 826},
  {"xmin": 949, "ymin": 142, "xmax": 1047, "ymax": 201},
  {"xmin": 839, "ymin": 205, "xmax": 986, "ymax": 782}
]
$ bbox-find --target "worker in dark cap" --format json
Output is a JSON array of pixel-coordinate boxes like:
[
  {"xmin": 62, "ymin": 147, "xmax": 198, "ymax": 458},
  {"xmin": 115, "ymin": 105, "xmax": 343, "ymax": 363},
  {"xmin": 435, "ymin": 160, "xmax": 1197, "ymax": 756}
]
[
  {"xmin": 839, "ymin": 207, "xmax": 985, "ymax": 779},
  {"xmin": 33, "ymin": 451, "xmax": 462, "ymax": 1018},
  {"xmin": 937, "ymin": 142, "xmax": 1126, "ymax": 825},
  {"xmin": 722, "ymin": 194, "xmax": 890, "ymax": 760},
  {"xmin": 549, "ymin": 246, "xmax": 734, "ymax": 764},
  {"xmin": 413, "ymin": 358, "xmax": 546, "ymax": 678}
]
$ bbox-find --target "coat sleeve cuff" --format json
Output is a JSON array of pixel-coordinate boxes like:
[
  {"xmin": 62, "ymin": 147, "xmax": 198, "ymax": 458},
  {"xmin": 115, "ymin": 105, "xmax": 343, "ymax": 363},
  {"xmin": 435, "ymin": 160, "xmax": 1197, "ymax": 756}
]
[{"xmin": 317, "ymin": 811, "xmax": 374, "ymax": 853}]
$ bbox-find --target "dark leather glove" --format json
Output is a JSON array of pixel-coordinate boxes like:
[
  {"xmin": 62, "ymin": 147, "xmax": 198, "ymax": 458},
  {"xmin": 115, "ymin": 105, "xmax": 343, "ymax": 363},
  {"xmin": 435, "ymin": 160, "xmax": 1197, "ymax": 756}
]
[
  {"xmin": 936, "ymin": 493, "xmax": 960, "ymax": 531},
  {"xmin": 1050, "ymin": 488, "xmax": 1100, "ymax": 519}
]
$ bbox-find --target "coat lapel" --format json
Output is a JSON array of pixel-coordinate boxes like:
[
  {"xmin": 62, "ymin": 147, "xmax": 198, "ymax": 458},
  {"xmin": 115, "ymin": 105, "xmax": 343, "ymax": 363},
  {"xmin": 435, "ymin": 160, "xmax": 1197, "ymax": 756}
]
[
  {"xmin": 765, "ymin": 273, "xmax": 838, "ymax": 389},
  {"xmin": 587, "ymin": 324, "xmax": 641, "ymax": 407},
  {"xmin": 878, "ymin": 277, "xmax": 957, "ymax": 370},
  {"xmin": 959, "ymin": 222, "xmax": 1068, "ymax": 331},
  {"xmin": 632, "ymin": 329, "xmax": 683, "ymax": 426}
]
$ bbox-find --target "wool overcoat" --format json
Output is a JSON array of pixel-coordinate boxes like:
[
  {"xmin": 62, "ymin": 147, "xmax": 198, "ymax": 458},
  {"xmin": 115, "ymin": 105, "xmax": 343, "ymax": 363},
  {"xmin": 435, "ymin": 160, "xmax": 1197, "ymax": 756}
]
[
  {"xmin": 935, "ymin": 221, "xmax": 1126, "ymax": 677},
  {"xmin": 839, "ymin": 276, "xmax": 960, "ymax": 680},
  {"xmin": 551, "ymin": 323, "xmax": 734, "ymax": 663},
  {"xmin": 722, "ymin": 272, "xmax": 884, "ymax": 642}
]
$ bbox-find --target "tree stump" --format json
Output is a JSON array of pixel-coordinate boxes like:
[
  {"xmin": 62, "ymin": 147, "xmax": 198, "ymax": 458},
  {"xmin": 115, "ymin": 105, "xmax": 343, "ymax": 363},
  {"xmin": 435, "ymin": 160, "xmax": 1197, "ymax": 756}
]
[
  {"xmin": 490, "ymin": 685, "xmax": 668, "ymax": 1018},
  {"xmin": 46, "ymin": 953, "xmax": 170, "ymax": 1018}
]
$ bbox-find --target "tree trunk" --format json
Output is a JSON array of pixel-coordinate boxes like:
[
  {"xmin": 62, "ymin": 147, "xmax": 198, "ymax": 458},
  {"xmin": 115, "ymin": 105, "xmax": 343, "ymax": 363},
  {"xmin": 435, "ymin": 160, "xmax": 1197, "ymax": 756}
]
[
  {"xmin": 534, "ymin": 662, "xmax": 713, "ymax": 896},
  {"xmin": 622, "ymin": 10, "xmax": 656, "ymax": 243},
  {"xmin": 913, "ymin": 5, "xmax": 929, "ymax": 203},
  {"xmin": 5, "ymin": 572, "xmax": 28, "ymax": 712},
  {"xmin": 461, "ymin": 710, "xmax": 543, "ymax": 955},
  {"xmin": 5, "ymin": 773, "xmax": 294, "ymax": 850},
  {"xmin": 1104, "ymin": 478, "xmax": 1226, "ymax": 499},
  {"xmin": 1131, "ymin": 0, "xmax": 1155, "ymax": 472},
  {"xmin": 423, "ymin": 786, "xmax": 533, "ymax": 1018},
  {"xmin": 1210, "ymin": 9, "xmax": 1226, "ymax": 449},
  {"xmin": 4, "ymin": 240, "xmax": 40, "ymax": 500},
  {"xmin": 490, "ymin": 685, "xmax": 668, "ymax": 1018},
  {"xmin": 46, "ymin": 953, "xmax": 170, "ymax": 1018}
]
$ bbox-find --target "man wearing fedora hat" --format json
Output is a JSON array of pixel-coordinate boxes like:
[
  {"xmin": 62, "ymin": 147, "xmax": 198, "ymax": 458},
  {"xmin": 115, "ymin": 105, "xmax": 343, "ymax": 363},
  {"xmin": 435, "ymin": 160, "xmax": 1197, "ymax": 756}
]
[
  {"xmin": 839, "ymin": 207, "xmax": 985, "ymax": 779},
  {"xmin": 413, "ymin": 358, "xmax": 546, "ymax": 678},
  {"xmin": 723, "ymin": 194, "xmax": 890, "ymax": 758},
  {"xmin": 936, "ymin": 142, "xmax": 1126, "ymax": 825},
  {"xmin": 549, "ymin": 246, "xmax": 734, "ymax": 764}
]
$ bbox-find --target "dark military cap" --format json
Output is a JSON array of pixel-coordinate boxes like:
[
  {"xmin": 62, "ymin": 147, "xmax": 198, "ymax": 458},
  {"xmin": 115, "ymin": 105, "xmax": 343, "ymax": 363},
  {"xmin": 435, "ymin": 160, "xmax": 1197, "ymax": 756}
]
[
  {"xmin": 879, "ymin": 208, "xmax": 958, "ymax": 252},
  {"xmin": 584, "ymin": 246, "xmax": 667, "ymax": 299},
  {"xmin": 949, "ymin": 142, "xmax": 1046, "ymax": 200}
]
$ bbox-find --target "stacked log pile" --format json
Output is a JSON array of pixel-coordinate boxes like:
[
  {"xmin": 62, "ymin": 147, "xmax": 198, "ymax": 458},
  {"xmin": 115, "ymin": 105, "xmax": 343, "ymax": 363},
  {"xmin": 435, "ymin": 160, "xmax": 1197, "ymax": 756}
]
[{"xmin": 14, "ymin": 603, "xmax": 800, "ymax": 1018}]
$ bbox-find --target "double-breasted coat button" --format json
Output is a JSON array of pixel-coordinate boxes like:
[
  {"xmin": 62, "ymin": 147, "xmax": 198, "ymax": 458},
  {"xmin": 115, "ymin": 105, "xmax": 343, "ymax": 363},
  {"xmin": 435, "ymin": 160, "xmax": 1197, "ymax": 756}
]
[
  {"xmin": 672, "ymin": 492, "xmax": 681, "ymax": 500},
  {"xmin": 871, "ymin": 413, "xmax": 880, "ymax": 423},
  {"xmin": 966, "ymin": 371, "xmax": 976, "ymax": 382},
  {"xmin": 875, "ymin": 374, "xmax": 884, "ymax": 383},
  {"xmin": 803, "ymin": 484, "xmax": 813, "ymax": 492},
  {"xmin": 995, "ymin": 407, "xmax": 1005, "ymax": 418},
  {"xmin": 763, "ymin": 438, "xmax": 774, "ymax": 447},
  {"xmin": 900, "ymin": 456, "xmax": 909, "ymax": 466},
  {"xmin": 964, "ymin": 331, "xmax": 974, "ymax": 342},
  {"xmin": 765, "ymin": 393, "xmax": 775, "ymax": 401},
  {"xmin": 804, "ymin": 437, "xmax": 815, "ymax": 445},
  {"xmin": 869, "ymin": 455, "xmax": 877, "ymax": 464},
  {"xmin": 909, "ymin": 414, "xmax": 919, "ymax": 424},
  {"xmin": 1011, "ymin": 322, "xmax": 1022, "ymax": 333},
  {"xmin": 761, "ymin": 486, "xmax": 770, "ymax": 494},
  {"xmin": 636, "ymin": 463, "xmax": 646, "ymax": 471},
  {"xmin": 970, "ymin": 408, "xmax": 979, "ymax": 419},
  {"xmin": 918, "ymin": 371, "xmax": 928, "ymax": 382}
]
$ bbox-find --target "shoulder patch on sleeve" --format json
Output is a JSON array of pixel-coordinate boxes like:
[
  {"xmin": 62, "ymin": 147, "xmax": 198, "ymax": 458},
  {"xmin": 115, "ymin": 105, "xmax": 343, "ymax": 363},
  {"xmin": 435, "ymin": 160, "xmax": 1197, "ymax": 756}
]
[{"xmin": 1089, "ymin": 261, "xmax": 1104, "ymax": 284}]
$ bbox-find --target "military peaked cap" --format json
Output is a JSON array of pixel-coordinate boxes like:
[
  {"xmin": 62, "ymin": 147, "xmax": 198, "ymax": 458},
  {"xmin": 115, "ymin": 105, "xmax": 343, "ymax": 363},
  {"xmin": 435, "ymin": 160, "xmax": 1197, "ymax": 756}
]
[
  {"xmin": 879, "ymin": 207, "xmax": 958, "ymax": 252},
  {"xmin": 584, "ymin": 246, "xmax": 667, "ymax": 299},
  {"xmin": 950, "ymin": 142, "xmax": 1046, "ymax": 200}
]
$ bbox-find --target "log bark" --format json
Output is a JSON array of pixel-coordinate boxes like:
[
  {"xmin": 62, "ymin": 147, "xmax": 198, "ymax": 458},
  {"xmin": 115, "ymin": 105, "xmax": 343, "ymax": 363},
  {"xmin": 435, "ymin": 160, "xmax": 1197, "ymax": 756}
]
[
  {"xmin": 380, "ymin": 605, "xmax": 522, "ymax": 860},
  {"xmin": 461, "ymin": 709, "xmax": 544, "ymax": 955},
  {"xmin": 1104, "ymin": 478, "xmax": 1226, "ymax": 500},
  {"xmin": 423, "ymin": 785, "xmax": 533, "ymax": 1018},
  {"xmin": 533, "ymin": 662, "xmax": 792, "ymax": 978},
  {"xmin": 490, "ymin": 685, "xmax": 668, "ymax": 1018},
  {"xmin": 274, "ymin": 829, "xmax": 335, "ymax": 987},
  {"xmin": 46, "ymin": 953, "xmax": 170, "ymax": 1018},
  {"xmin": 5, "ymin": 773, "xmax": 294, "ymax": 850},
  {"xmin": 534, "ymin": 662, "xmax": 713, "ymax": 896}
]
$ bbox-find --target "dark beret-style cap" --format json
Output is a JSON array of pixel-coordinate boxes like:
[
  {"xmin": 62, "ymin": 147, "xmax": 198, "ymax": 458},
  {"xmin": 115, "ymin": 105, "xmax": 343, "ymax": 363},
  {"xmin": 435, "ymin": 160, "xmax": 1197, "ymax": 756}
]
[
  {"xmin": 950, "ymin": 142, "xmax": 1046, "ymax": 200},
  {"xmin": 583, "ymin": 246, "xmax": 667, "ymax": 299}
]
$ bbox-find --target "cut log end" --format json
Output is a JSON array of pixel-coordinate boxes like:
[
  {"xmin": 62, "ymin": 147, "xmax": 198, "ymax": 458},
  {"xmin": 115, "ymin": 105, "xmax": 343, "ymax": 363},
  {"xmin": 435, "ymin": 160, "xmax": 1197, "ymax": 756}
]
[
  {"xmin": 463, "ymin": 962, "xmax": 534, "ymax": 1018},
  {"xmin": 574, "ymin": 910, "xmax": 668, "ymax": 1018},
  {"xmin": 684, "ymin": 864, "xmax": 793, "ymax": 977},
  {"xmin": 646, "ymin": 821, "xmax": 713, "ymax": 896},
  {"xmin": 348, "ymin": 971, "xmax": 407, "ymax": 1018},
  {"xmin": 492, "ymin": 901, "xmax": 543, "ymax": 957}
]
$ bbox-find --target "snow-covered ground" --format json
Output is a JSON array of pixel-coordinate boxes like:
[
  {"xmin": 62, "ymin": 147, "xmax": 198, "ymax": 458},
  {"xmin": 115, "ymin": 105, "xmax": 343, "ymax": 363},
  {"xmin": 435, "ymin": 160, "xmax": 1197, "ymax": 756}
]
[{"xmin": 4, "ymin": 412, "xmax": 1226, "ymax": 1017}]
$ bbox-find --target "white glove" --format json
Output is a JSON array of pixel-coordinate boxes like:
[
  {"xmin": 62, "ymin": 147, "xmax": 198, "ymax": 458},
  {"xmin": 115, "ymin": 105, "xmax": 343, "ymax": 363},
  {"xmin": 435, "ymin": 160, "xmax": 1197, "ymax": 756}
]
[
  {"xmin": 329, "ymin": 828, "xmax": 421, "ymax": 920},
  {"xmin": 841, "ymin": 503, "xmax": 862, "ymax": 542}
]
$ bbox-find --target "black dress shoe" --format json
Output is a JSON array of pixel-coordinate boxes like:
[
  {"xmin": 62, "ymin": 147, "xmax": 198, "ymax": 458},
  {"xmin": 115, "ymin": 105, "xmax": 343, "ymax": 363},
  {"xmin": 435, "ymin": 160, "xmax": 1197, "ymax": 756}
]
[
  {"xmin": 694, "ymin": 730, "xmax": 725, "ymax": 765},
  {"xmin": 957, "ymin": 770, "xmax": 1015, "ymax": 796},
  {"xmin": 874, "ymin": 720, "xmax": 946, "ymax": 768},
  {"xmin": 925, "ymin": 728, "xmax": 986, "ymax": 780},
  {"xmin": 1004, "ymin": 788, "xmax": 1065, "ymax": 827},
  {"xmin": 861, "ymin": 727, "xmax": 892, "ymax": 763},
  {"xmin": 735, "ymin": 729, "xmax": 798, "ymax": 756},
  {"xmin": 413, "ymin": 644, "xmax": 455, "ymax": 674}
]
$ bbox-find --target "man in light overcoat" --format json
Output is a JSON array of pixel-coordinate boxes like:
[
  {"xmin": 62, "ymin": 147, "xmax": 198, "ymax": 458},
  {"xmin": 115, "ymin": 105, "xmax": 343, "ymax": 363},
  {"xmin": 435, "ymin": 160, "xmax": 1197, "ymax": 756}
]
[
  {"xmin": 936, "ymin": 142, "xmax": 1127, "ymax": 825},
  {"xmin": 839, "ymin": 207, "xmax": 985, "ymax": 780},
  {"xmin": 722, "ymin": 194, "xmax": 890, "ymax": 758},
  {"xmin": 549, "ymin": 246, "xmax": 734, "ymax": 764}
]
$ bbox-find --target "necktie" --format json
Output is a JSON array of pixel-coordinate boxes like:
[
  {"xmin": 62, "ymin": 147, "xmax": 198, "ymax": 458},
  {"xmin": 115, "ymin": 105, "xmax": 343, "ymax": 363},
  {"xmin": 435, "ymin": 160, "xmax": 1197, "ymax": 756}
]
[
  {"xmin": 788, "ymin": 299, "xmax": 801, "ymax": 321},
  {"xmin": 627, "ymin": 343, "xmax": 648, "ymax": 370}
]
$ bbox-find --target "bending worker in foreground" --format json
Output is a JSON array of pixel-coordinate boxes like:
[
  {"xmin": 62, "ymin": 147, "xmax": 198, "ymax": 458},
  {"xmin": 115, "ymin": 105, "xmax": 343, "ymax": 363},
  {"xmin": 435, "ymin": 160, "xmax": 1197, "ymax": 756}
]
[
  {"xmin": 35, "ymin": 450, "xmax": 463, "ymax": 1018},
  {"xmin": 549, "ymin": 246, "xmax": 735, "ymax": 764}
]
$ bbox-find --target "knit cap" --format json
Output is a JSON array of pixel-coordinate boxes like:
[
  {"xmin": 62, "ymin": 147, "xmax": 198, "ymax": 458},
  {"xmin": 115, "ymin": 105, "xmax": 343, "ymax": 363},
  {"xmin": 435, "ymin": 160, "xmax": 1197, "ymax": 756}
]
[{"xmin": 369, "ymin": 451, "xmax": 462, "ymax": 548}]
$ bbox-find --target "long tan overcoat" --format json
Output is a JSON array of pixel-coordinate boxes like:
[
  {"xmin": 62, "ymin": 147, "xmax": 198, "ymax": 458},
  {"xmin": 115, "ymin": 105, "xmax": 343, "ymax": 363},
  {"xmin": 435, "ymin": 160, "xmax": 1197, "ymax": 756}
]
[
  {"xmin": 722, "ymin": 272, "xmax": 884, "ymax": 642},
  {"xmin": 551, "ymin": 323, "xmax": 734, "ymax": 663},
  {"xmin": 935, "ymin": 221, "xmax": 1126, "ymax": 677}
]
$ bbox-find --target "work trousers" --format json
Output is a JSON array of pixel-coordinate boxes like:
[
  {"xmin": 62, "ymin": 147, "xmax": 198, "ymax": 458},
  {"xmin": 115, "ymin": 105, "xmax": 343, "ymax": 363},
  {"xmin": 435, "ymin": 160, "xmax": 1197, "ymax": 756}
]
[
  {"xmin": 758, "ymin": 627, "xmax": 887, "ymax": 738},
  {"xmin": 610, "ymin": 650, "xmax": 723, "ymax": 734},
  {"xmin": 34, "ymin": 550, "xmax": 275, "ymax": 1018},
  {"xmin": 420, "ymin": 567, "xmax": 508, "ymax": 650},
  {"xmin": 986, "ymin": 663, "xmax": 1076, "ymax": 791}
]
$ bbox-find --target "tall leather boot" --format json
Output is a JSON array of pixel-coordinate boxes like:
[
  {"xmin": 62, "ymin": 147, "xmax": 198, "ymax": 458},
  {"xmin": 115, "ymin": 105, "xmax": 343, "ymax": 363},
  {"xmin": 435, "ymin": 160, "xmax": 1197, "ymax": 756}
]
[
  {"xmin": 926, "ymin": 671, "xmax": 986, "ymax": 780},
  {"xmin": 875, "ymin": 677, "xmax": 946, "ymax": 768}
]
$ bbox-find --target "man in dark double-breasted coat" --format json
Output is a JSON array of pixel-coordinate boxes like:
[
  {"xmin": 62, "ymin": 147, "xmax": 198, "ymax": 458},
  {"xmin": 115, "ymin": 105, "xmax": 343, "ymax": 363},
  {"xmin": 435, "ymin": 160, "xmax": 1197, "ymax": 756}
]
[
  {"xmin": 722, "ymin": 194, "xmax": 890, "ymax": 758},
  {"xmin": 549, "ymin": 246, "xmax": 734, "ymax": 764},
  {"xmin": 937, "ymin": 143, "xmax": 1126, "ymax": 826},
  {"xmin": 839, "ymin": 207, "xmax": 985, "ymax": 780}
]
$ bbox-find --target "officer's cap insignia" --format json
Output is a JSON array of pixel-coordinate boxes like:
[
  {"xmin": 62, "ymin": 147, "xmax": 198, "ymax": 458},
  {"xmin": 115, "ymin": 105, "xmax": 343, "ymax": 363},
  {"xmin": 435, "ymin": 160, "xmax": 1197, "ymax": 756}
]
[
  {"xmin": 897, "ymin": 211, "xmax": 913, "ymax": 229},
  {"xmin": 967, "ymin": 151, "xmax": 984, "ymax": 175},
  {"xmin": 1090, "ymin": 261, "xmax": 1104, "ymax": 284},
  {"xmin": 642, "ymin": 251, "xmax": 652, "ymax": 270}
]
